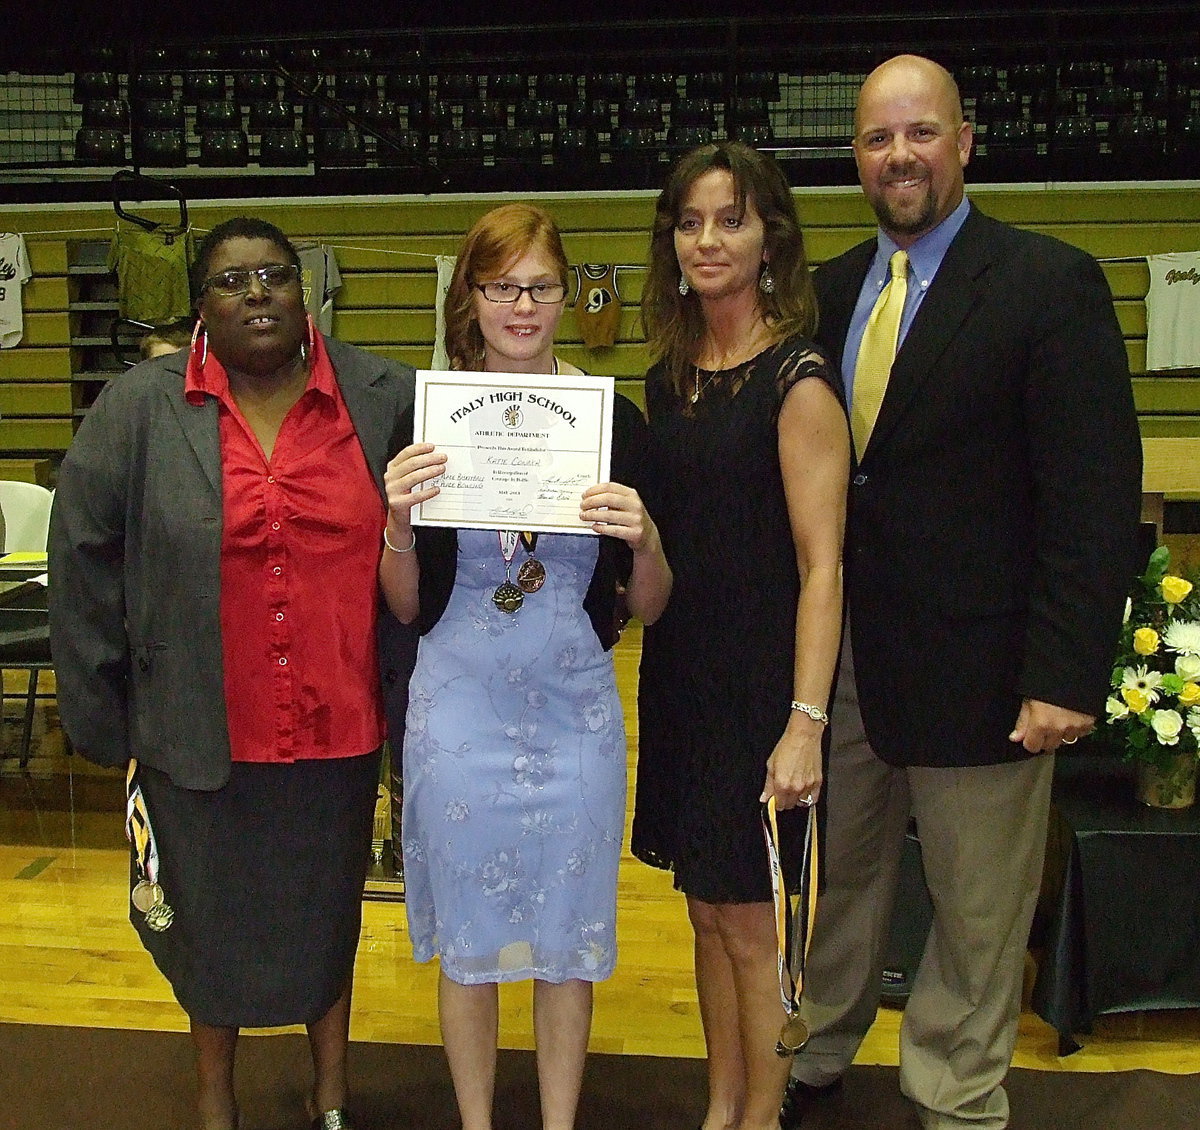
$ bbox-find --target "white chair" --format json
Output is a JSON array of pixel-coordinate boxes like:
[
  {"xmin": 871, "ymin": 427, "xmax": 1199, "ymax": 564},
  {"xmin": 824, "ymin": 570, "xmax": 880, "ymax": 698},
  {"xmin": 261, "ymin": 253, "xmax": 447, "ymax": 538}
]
[
  {"xmin": 0, "ymin": 479, "xmax": 53, "ymax": 553},
  {"xmin": 0, "ymin": 480, "xmax": 54, "ymax": 766}
]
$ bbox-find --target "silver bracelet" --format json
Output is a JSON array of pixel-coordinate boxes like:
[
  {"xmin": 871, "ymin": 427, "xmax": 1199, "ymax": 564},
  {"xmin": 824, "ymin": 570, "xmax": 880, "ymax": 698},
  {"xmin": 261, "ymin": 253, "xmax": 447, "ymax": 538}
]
[
  {"xmin": 383, "ymin": 526, "xmax": 416, "ymax": 553},
  {"xmin": 790, "ymin": 700, "xmax": 829, "ymax": 725}
]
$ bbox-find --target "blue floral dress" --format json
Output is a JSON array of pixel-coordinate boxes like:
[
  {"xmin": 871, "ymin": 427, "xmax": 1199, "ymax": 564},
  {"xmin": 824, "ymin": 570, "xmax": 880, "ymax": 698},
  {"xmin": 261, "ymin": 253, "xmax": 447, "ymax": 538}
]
[{"xmin": 402, "ymin": 528, "xmax": 626, "ymax": 984}]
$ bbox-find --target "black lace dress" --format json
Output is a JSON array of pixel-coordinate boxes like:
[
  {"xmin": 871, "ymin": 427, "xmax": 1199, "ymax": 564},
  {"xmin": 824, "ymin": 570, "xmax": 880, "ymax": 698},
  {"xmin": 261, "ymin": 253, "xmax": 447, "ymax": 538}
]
[{"xmin": 633, "ymin": 335, "xmax": 842, "ymax": 903}]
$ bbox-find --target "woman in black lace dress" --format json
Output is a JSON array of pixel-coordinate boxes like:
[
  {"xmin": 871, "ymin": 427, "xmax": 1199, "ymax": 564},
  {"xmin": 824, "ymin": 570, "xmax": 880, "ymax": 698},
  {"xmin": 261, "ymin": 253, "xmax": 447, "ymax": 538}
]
[{"xmin": 633, "ymin": 142, "xmax": 850, "ymax": 1130}]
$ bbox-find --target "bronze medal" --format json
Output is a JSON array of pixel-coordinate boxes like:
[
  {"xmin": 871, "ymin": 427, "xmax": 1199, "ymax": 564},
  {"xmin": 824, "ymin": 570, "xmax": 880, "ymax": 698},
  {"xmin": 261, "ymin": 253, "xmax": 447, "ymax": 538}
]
[
  {"xmin": 145, "ymin": 901, "xmax": 175, "ymax": 932},
  {"xmin": 775, "ymin": 1013, "xmax": 809, "ymax": 1057},
  {"xmin": 131, "ymin": 879, "xmax": 162, "ymax": 914},
  {"xmin": 492, "ymin": 581, "xmax": 524, "ymax": 613},
  {"xmin": 517, "ymin": 557, "xmax": 546, "ymax": 593}
]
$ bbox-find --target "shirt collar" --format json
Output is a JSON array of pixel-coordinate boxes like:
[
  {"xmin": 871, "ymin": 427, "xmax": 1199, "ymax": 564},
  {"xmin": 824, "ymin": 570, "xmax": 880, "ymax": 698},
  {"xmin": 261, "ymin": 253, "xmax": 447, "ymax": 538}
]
[
  {"xmin": 871, "ymin": 194, "xmax": 971, "ymax": 292},
  {"xmin": 185, "ymin": 322, "xmax": 334, "ymax": 405}
]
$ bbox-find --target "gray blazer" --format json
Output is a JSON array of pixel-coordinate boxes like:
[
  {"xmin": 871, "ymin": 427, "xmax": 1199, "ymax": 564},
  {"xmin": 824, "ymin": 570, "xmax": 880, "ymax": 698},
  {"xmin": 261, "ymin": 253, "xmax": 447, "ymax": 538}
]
[{"xmin": 48, "ymin": 338, "xmax": 416, "ymax": 790}]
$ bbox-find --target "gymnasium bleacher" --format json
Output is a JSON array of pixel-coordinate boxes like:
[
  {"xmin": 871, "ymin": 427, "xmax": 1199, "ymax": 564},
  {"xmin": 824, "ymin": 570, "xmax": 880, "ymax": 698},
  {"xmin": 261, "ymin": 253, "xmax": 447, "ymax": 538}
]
[{"xmin": 0, "ymin": 5, "xmax": 1197, "ymax": 512}]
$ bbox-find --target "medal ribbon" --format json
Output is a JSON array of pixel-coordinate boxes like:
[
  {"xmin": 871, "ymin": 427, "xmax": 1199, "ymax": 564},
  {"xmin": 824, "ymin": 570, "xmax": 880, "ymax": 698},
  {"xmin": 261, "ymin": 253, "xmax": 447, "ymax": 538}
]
[
  {"xmin": 762, "ymin": 796, "xmax": 819, "ymax": 1029},
  {"xmin": 499, "ymin": 531, "xmax": 540, "ymax": 559},
  {"xmin": 125, "ymin": 759, "xmax": 160, "ymax": 884},
  {"xmin": 498, "ymin": 530, "xmax": 520, "ymax": 572}
]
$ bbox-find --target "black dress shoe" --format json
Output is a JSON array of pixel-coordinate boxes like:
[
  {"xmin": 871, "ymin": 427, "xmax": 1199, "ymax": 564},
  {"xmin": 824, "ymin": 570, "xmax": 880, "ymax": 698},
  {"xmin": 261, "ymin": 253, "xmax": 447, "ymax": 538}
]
[{"xmin": 779, "ymin": 1076, "xmax": 843, "ymax": 1128}]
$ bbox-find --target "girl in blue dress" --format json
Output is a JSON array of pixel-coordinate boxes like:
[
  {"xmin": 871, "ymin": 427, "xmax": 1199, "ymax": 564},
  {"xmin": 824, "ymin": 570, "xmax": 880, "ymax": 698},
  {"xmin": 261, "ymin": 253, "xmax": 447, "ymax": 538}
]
[{"xmin": 380, "ymin": 204, "xmax": 672, "ymax": 1130}]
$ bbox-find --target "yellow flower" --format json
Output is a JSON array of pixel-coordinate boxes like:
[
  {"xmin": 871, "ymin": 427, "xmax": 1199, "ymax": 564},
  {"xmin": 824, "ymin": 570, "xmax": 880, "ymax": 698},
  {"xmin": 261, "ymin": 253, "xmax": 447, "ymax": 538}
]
[
  {"xmin": 1161, "ymin": 575, "xmax": 1194, "ymax": 604},
  {"xmin": 1180, "ymin": 682, "xmax": 1200, "ymax": 707},
  {"xmin": 1122, "ymin": 686, "xmax": 1153, "ymax": 714},
  {"xmin": 1133, "ymin": 627, "xmax": 1160, "ymax": 655}
]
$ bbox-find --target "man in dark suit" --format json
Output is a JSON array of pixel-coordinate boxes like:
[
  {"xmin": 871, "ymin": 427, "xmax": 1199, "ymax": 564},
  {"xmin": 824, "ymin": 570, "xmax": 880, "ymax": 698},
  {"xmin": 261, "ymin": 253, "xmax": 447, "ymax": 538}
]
[{"xmin": 782, "ymin": 55, "xmax": 1143, "ymax": 1129}]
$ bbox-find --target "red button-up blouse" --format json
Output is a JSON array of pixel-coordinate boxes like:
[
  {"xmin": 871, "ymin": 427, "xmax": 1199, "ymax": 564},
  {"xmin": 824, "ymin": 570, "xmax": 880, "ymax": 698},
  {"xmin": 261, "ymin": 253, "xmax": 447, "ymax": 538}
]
[{"xmin": 186, "ymin": 331, "xmax": 385, "ymax": 762}]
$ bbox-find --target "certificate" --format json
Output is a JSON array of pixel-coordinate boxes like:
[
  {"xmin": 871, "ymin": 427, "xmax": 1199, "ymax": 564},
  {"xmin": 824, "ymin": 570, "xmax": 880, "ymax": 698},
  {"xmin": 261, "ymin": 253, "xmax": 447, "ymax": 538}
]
[{"xmin": 412, "ymin": 369, "xmax": 615, "ymax": 534}]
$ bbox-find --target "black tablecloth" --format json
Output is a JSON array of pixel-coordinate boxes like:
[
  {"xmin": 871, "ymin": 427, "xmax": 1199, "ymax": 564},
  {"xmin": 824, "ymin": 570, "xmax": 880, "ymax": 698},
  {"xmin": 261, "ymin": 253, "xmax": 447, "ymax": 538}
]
[
  {"xmin": 0, "ymin": 581, "xmax": 50, "ymax": 662},
  {"xmin": 1032, "ymin": 754, "xmax": 1200, "ymax": 1053}
]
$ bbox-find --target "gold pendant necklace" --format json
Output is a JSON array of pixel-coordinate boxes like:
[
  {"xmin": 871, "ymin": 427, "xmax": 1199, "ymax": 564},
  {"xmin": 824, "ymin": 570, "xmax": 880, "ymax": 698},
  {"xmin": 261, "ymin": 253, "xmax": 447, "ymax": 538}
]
[
  {"xmin": 692, "ymin": 366, "xmax": 717, "ymax": 404},
  {"xmin": 693, "ymin": 320, "xmax": 773, "ymax": 404}
]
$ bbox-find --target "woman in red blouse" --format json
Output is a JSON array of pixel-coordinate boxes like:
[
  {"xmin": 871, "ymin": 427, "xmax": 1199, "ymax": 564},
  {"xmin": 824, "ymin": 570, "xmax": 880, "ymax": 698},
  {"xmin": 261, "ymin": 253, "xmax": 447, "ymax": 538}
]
[{"xmin": 49, "ymin": 217, "xmax": 414, "ymax": 1130}]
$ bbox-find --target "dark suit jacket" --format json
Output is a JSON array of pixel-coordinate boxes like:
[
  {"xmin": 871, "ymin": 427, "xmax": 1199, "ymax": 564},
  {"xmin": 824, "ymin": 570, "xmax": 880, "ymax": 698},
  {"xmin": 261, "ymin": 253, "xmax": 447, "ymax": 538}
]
[
  {"xmin": 815, "ymin": 205, "xmax": 1143, "ymax": 767},
  {"xmin": 48, "ymin": 337, "xmax": 416, "ymax": 790}
]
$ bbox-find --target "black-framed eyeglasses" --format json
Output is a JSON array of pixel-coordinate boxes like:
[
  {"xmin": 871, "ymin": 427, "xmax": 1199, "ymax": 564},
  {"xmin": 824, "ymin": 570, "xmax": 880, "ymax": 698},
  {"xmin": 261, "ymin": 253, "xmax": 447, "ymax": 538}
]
[
  {"xmin": 200, "ymin": 263, "xmax": 301, "ymax": 297},
  {"xmin": 475, "ymin": 281, "xmax": 567, "ymax": 304}
]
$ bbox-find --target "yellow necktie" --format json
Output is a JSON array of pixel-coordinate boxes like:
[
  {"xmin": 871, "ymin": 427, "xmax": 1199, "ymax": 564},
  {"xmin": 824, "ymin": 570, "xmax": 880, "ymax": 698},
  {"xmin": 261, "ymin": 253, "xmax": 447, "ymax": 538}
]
[{"xmin": 852, "ymin": 250, "xmax": 908, "ymax": 459}]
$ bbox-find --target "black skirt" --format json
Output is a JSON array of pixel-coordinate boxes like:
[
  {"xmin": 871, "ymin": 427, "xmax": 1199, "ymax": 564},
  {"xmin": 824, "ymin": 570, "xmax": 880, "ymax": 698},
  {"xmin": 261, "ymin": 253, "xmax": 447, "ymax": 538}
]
[{"xmin": 130, "ymin": 749, "xmax": 381, "ymax": 1028}]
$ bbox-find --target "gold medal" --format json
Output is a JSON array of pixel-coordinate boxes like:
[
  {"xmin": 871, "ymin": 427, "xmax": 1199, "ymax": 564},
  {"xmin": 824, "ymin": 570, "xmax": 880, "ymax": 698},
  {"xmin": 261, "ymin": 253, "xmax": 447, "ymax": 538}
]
[
  {"xmin": 775, "ymin": 1013, "xmax": 809, "ymax": 1057},
  {"xmin": 131, "ymin": 879, "xmax": 163, "ymax": 914},
  {"xmin": 762, "ymin": 799, "xmax": 820, "ymax": 1060},
  {"xmin": 492, "ymin": 581, "xmax": 524, "ymax": 613},
  {"xmin": 517, "ymin": 557, "xmax": 546, "ymax": 593},
  {"xmin": 145, "ymin": 902, "xmax": 175, "ymax": 932},
  {"xmin": 494, "ymin": 532, "xmax": 527, "ymax": 613}
]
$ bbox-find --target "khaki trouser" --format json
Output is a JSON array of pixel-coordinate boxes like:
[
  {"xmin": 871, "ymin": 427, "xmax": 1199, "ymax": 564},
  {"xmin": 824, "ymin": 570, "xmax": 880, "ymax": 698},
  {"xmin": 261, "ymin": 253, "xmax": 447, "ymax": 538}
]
[{"xmin": 793, "ymin": 633, "xmax": 1054, "ymax": 1130}]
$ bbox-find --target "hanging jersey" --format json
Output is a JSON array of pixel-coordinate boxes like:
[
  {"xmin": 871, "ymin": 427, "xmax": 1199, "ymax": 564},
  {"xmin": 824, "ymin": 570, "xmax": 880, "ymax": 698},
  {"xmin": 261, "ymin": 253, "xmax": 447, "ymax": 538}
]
[
  {"xmin": 0, "ymin": 233, "xmax": 32, "ymax": 348},
  {"xmin": 431, "ymin": 254, "xmax": 456, "ymax": 369},
  {"xmin": 108, "ymin": 221, "xmax": 194, "ymax": 323},
  {"xmin": 1146, "ymin": 251, "xmax": 1200, "ymax": 371},
  {"xmin": 297, "ymin": 242, "xmax": 343, "ymax": 335},
  {"xmin": 572, "ymin": 263, "xmax": 622, "ymax": 349}
]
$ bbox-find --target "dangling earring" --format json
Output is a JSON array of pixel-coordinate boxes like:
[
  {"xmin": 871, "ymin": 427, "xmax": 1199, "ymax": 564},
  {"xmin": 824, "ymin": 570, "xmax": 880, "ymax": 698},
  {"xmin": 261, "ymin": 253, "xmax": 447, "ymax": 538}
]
[
  {"xmin": 678, "ymin": 276, "xmax": 690, "ymax": 296},
  {"xmin": 301, "ymin": 313, "xmax": 315, "ymax": 364},
  {"xmin": 190, "ymin": 318, "xmax": 208, "ymax": 366},
  {"xmin": 759, "ymin": 266, "xmax": 775, "ymax": 295}
]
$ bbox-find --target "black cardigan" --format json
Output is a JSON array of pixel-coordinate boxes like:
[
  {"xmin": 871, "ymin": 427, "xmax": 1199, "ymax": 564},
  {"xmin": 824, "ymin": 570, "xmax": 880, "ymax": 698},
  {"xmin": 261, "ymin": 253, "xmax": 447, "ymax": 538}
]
[{"xmin": 395, "ymin": 393, "xmax": 652, "ymax": 651}]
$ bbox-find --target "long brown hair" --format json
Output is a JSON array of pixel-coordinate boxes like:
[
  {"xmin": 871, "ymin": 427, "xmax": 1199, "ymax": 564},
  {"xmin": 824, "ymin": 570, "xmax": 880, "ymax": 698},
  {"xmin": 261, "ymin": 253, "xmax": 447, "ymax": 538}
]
[
  {"xmin": 641, "ymin": 141, "xmax": 818, "ymax": 393},
  {"xmin": 444, "ymin": 203, "xmax": 570, "ymax": 371}
]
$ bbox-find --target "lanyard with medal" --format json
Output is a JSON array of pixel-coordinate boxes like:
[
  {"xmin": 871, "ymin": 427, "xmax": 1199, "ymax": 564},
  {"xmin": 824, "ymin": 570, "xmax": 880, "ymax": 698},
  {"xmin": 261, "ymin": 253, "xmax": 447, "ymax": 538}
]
[
  {"xmin": 125, "ymin": 760, "xmax": 175, "ymax": 932},
  {"xmin": 762, "ymin": 794, "xmax": 819, "ymax": 1056},
  {"xmin": 493, "ymin": 530, "xmax": 546, "ymax": 613}
]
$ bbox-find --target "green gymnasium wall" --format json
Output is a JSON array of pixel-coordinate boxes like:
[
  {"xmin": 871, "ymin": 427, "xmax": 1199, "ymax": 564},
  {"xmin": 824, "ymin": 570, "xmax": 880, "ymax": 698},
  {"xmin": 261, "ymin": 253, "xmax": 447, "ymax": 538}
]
[{"xmin": 1, "ymin": 183, "xmax": 1198, "ymax": 491}]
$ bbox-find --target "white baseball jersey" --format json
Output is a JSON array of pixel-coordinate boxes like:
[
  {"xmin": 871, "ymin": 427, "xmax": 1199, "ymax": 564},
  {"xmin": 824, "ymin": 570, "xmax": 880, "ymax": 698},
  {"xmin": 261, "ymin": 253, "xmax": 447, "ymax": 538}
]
[{"xmin": 0, "ymin": 233, "xmax": 32, "ymax": 349}]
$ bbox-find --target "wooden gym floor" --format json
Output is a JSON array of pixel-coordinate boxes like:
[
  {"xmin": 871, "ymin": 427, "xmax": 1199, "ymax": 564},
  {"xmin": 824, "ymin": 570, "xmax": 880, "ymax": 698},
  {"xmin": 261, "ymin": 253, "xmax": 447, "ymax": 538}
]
[{"xmin": 1, "ymin": 626, "xmax": 1198, "ymax": 1074}]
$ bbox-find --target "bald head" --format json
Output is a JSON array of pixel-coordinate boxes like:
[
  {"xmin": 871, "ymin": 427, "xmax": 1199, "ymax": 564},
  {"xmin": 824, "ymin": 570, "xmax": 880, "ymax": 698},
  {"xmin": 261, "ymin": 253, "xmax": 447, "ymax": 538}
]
[
  {"xmin": 855, "ymin": 55, "xmax": 964, "ymax": 136},
  {"xmin": 852, "ymin": 54, "xmax": 973, "ymax": 247}
]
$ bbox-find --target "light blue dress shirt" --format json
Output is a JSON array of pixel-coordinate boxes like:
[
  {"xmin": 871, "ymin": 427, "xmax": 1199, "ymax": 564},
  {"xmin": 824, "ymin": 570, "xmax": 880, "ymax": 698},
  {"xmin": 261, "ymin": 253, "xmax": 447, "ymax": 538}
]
[{"xmin": 840, "ymin": 195, "xmax": 972, "ymax": 412}]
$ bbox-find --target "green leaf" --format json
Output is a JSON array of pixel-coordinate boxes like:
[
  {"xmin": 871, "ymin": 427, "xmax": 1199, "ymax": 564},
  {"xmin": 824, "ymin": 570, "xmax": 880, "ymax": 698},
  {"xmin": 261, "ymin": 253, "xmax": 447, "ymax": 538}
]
[{"xmin": 1145, "ymin": 545, "xmax": 1170, "ymax": 581}]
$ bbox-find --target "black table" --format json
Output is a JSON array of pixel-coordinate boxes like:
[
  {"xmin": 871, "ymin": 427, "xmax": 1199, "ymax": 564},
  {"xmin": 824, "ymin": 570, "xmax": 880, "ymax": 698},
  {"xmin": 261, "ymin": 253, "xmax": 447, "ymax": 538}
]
[
  {"xmin": 0, "ymin": 579, "xmax": 51, "ymax": 766},
  {"xmin": 1031, "ymin": 754, "xmax": 1200, "ymax": 1054}
]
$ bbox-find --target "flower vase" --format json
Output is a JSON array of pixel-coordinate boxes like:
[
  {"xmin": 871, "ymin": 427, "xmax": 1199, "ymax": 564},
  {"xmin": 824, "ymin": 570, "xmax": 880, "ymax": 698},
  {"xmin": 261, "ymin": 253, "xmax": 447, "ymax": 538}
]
[{"xmin": 1135, "ymin": 752, "xmax": 1198, "ymax": 809}]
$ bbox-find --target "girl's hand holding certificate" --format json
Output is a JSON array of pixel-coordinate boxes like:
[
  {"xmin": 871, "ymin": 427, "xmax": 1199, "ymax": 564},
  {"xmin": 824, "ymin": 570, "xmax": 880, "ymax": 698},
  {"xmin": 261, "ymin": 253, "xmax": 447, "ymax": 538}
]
[
  {"xmin": 580, "ymin": 482, "xmax": 661, "ymax": 556},
  {"xmin": 385, "ymin": 442, "xmax": 447, "ymax": 524}
]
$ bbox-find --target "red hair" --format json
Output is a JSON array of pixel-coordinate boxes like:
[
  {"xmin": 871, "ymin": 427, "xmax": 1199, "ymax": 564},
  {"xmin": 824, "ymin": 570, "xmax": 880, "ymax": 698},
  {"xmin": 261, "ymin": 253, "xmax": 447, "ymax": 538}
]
[{"xmin": 444, "ymin": 203, "xmax": 570, "ymax": 370}]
